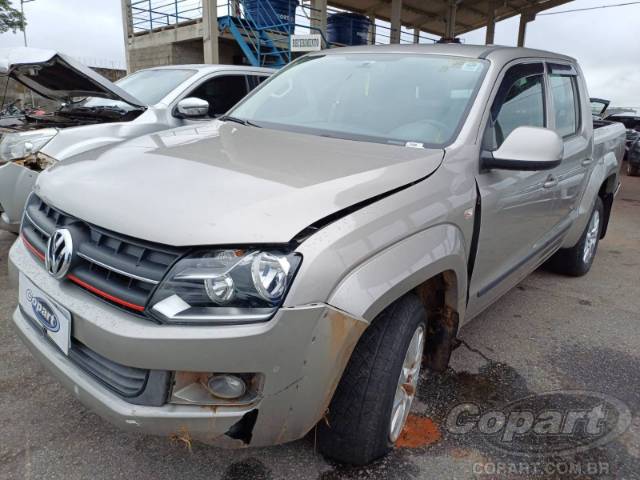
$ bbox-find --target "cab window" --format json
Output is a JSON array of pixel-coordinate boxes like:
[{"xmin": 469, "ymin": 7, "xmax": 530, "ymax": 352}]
[
  {"xmin": 485, "ymin": 63, "xmax": 546, "ymax": 150},
  {"xmin": 550, "ymin": 75, "xmax": 580, "ymax": 137}
]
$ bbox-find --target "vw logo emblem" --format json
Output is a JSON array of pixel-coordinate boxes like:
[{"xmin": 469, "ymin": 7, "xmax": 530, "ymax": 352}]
[{"xmin": 45, "ymin": 229, "xmax": 73, "ymax": 279}]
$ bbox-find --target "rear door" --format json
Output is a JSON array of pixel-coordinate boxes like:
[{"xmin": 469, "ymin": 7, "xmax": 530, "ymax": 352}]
[
  {"xmin": 467, "ymin": 61, "xmax": 562, "ymax": 317},
  {"xmin": 546, "ymin": 63, "xmax": 591, "ymax": 225}
]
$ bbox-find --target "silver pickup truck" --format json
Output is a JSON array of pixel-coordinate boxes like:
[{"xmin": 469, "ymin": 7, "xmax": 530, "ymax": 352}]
[{"xmin": 9, "ymin": 44, "xmax": 625, "ymax": 465}]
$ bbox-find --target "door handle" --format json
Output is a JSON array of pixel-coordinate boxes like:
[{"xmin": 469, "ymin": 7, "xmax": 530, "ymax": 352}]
[
  {"xmin": 543, "ymin": 176, "xmax": 558, "ymax": 189},
  {"xmin": 581, "ymin": 158, "xmax": 593, "ymax": 167}
]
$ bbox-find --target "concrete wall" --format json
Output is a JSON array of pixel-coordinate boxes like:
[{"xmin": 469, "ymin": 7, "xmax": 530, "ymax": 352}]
[
  {"xmin": 128, "ymin": 38, "xmax": 244, "ymax": 71},
  {"xmin": 129, "ymin": 40, "xmax": 204, "ymax": 72}
]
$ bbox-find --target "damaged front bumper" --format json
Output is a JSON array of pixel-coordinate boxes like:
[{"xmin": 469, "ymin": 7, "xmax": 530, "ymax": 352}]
[{"xmin": 9, "ymin": 240, "xmax": 366, "ymax": 447}]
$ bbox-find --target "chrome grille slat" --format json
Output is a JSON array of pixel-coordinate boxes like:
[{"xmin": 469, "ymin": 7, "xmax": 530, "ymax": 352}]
[
  {"xmin": 76, "ymin": 251, "xmax": 159, "ymax": 285},
  {"xmin": 21, "ymin": 194, "xmax": 185, "ymax": 313}
]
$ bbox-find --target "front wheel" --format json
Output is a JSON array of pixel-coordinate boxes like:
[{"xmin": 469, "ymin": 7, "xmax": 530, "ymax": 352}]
[
  {"xmin": 317, "ymin": 294, "xmax": 426, "ymax": 465},
  {"xmin": 627, "ymin": 163, "xmax": 640, "ymax": 177},
  {"xmin": 548, "ymin": 197, "xmax": 604, "ymax": 277}
]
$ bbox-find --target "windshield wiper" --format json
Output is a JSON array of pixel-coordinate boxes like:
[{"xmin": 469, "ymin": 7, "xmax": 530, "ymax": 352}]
[{"xmin": 219, "ymin": 115, "xmax": 262, "ymax": 128}]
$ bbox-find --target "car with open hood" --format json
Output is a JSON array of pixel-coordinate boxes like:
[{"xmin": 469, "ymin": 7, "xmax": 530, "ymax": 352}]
[
  {"xmin": 0, "ymin": 47, "xmax": 273, "ymax": 232},
  {"xmin": 9, "ymin": 44, "xmax": 625, "ymax": 465}
]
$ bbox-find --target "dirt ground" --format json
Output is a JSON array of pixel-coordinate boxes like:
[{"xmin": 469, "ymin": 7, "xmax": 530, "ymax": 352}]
[{"xmin": 1, "ymin": 174, "xmax": 639, "ymax": 480}]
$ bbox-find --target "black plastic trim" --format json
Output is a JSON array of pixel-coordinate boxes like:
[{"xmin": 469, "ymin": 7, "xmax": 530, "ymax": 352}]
[{"xmin": 466, "ymin": 181, "xmax": 482, "ymax": 304}]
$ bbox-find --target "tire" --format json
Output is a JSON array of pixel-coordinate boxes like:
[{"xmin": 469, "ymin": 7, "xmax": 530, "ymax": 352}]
[
  {"xmin": 317, "ymin": 293, "xmax": 426, "ymax": 465},
  {"xmin": 548, "ymin": 197, "xmax": 604, "ymax": 277},
  {"xmin": 627, "ymin": 163, "xmax": 640, "ymax": 177}
]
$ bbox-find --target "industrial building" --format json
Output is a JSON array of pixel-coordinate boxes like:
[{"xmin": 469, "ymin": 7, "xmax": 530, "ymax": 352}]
[{"xmin": 121, "ymin": 0, "xmax": 573, "ymax": 72}]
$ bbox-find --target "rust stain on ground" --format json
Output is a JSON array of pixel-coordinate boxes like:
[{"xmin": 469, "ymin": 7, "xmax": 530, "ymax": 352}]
[{"xmin": 396, "ymin": 415, "xmax": 441, "ymax": 448}]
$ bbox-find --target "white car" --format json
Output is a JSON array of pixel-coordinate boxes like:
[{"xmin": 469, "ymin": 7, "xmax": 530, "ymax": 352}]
[{"xmin": 0, "ymin": 47, "xmax": 273, "ymax": 232}]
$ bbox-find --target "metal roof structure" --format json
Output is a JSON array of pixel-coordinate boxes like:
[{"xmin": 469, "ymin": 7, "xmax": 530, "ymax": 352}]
[
  {"xmin": 321, "ymin": 0, "xmax": 574, "ymax": 39},
  {"xmin": 122, "ymin": 0, "xmax": 578, "ymax": 72}
]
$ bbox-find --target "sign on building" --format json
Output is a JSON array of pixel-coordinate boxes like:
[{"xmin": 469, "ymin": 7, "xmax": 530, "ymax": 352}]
[{"xmin": 290, "ymin": 34, "xmax": 322, "ymax": 52}]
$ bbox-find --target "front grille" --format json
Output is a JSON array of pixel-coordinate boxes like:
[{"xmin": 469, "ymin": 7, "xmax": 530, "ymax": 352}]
[
  {"xmin": 21, "ymin": 194, "xmax": 186, "ymax": 313},
  {"xmin": 69, "ymin": 339, "xmax": 148, "ymax": 397}
]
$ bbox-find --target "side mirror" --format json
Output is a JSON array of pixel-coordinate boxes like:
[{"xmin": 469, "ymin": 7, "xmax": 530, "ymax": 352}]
[
  {"xmin": 175, "ymin": 97, "xmax": 210, "ymax": 118},
  {"xmin": 481, "ymin": 126, "xmax": 563, "ymax": 171}
]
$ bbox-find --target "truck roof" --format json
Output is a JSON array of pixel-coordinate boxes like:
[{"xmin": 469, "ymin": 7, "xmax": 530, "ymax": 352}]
[
  {"xmin": 138, "ymin": 64, "xmax": 276, "ymax": 75},
  {"xmin": 320, "ymin": 43, "xmax": 577, "ymax": 64}
]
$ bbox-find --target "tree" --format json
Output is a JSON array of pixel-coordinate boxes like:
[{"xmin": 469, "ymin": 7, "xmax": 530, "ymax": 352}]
[{"xmin": 0, "ymin": 0, "xmax": 25, "ymax": 34}]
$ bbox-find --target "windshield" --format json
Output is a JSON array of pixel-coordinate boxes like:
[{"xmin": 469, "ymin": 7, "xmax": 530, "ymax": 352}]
[
  {"xmin": 229, "ymin": 54, "xmax": 488, "ymax": 147},
  {"xmin": 78, "ymin": 68, "xmax": 197, "ymax": 109}
]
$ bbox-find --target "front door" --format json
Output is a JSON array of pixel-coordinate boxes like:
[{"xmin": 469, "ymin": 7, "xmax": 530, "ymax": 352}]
[{"xmin": 467, "ymin": 61, "xmax": 561, "ymax": 318}]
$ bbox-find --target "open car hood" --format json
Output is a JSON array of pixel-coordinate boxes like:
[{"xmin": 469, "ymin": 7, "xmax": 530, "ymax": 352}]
[{"xmin": 0, "ymin": 47, "xmax": 145, "ymax": 108}]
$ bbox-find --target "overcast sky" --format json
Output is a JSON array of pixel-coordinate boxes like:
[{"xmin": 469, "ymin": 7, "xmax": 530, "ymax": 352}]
[{"xmin": 1, "ymin": 0, "xmax": 638, "ymax": 105}]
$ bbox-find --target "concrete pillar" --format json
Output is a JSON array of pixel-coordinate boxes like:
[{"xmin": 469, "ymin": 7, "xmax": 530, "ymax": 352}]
[
  {"xmin": 445, "ymin": 0, "xmax": 457, "ymax": 39},
  {"xmin": 310, "ymin": 0, "xmax": 327, "ymax": 43},
  {"xmin": 368, "ymin": 12, "xmax": 377, "ymax": 45},
  {"xmin": 390, "ymin": 0, "xmax": 402, "ymax": 44},
  {"xmin": 120, "ymin": 0, "xmax": 133, "ymax": 73},
  {"xmin": 202, "ymin": 0, "xmax": 219, "ymax": 64},
  {"xmin": 517, "ymin": 10, "xmax": 535, "ymax": 47},
  {"xmin": 413, "ymin": 28, "xmax": 420, "ymax": 44},
  {"xmin": 485, "ymin": 1, "xmax": 496, "ymax": 44}
]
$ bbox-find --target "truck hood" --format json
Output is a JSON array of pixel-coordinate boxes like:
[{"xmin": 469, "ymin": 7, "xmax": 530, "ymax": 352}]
[
  {"xmin": 0, "ymin": 47, "xmax": 145, "ymax": 108},
  {"xmin": 36, "ymin": 122, "xmax": 443, "ymax": 246}
]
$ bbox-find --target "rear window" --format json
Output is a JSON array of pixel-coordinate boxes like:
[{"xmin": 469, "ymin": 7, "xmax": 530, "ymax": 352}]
[{"xmin": 550, "ymin": 75, "xmax": 580, "ymax": 137}]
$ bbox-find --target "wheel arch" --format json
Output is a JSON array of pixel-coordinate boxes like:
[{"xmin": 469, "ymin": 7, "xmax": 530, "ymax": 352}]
[
  {"xmin": 328, "ymin": 223, "xmax": 467, "ymax": 371},
  {"xmin": 562, "ymin": 155, "xmax": 619, "ymax": 248}
]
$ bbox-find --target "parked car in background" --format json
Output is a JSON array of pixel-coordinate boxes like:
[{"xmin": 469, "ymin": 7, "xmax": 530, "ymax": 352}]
[
  {"xmin": 9, "ymin": 44, "xmax": 625, "ymax": 465},
  {"xmin": 604, "ymin": 109, "xmax": 640, "ymax": 167},
  {"xmin": 626, "ymin": 132, "xmax": 640, "ymax": 176},
  {"xmin": 0, "ymin": 47, "xmax": 273, "ymax": 232},
  {"xmin": 591, "ymin": 99, "xmax": 640, "ymax": 164}
]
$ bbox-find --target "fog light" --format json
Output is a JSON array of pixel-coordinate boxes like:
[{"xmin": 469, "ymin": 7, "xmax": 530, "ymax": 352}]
[{"xmin": 206, "ymin": 374, "xmax": 247, "ymax": 399}]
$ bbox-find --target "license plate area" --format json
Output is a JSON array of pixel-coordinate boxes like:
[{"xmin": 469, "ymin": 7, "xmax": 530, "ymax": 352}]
[{"xmin": 19, "ymin": 273, "xmax": 71, "ymax": 355}]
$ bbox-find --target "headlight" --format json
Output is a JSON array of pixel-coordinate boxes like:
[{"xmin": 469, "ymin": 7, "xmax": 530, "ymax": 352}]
[
  {"xmin": 148, "ymin": 249, "xmax": 302, "ymax": 325},
  {"xmin": 0, "ymin": 128, "xmax": 58, "ymax": 162}
]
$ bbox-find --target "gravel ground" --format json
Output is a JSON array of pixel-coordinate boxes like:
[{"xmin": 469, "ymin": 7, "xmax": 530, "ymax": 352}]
[{"xmin": 1, "ymin": 174, "xmax": 639, "ymax": 480}]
